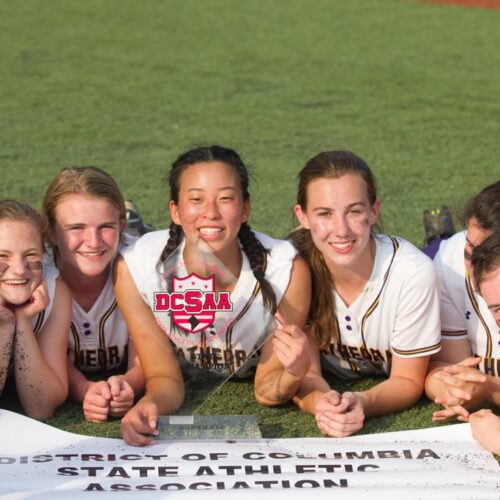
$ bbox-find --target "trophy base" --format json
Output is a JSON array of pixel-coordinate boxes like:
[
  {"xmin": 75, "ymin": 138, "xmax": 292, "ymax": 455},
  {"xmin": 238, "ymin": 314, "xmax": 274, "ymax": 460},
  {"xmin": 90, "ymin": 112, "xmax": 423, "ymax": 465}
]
[{"xmin": 156, "ymin": 415, "xmax": 261, "ymax": 440}]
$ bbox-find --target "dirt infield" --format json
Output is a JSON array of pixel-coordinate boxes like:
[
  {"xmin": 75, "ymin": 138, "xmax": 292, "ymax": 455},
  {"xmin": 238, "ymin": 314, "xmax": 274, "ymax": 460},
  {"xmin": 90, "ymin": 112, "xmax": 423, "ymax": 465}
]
[{"xmin": 423, "ymin": 0, "xmax": 500, "ymax": 9}]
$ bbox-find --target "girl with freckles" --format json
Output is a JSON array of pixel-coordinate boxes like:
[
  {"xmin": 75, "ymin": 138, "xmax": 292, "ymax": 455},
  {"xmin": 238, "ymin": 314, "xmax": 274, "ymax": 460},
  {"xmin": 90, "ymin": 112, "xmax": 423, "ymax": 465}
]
[
  {"xmin": 290, "ymin": 151, "xmax": 441, "ymax": 437},
  {"xmin": 0, "ymin": 200, "xmax": 72, "ymax": 418},
  {"xmin": 115, "ymin": 145, "xmax": 311, "ymax": 446}
]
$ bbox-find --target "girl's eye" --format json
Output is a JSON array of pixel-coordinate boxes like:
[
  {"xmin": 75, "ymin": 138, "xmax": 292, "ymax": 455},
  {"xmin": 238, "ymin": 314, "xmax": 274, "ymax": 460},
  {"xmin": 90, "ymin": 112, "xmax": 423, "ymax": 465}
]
[{"xmin": 189, "ymin": 197, "xmax": 202, "ymax": 203}]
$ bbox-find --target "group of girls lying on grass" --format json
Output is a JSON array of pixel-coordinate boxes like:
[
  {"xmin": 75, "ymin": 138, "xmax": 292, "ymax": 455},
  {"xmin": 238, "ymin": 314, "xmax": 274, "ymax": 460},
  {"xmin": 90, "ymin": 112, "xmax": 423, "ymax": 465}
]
[{"xmin": 0, "ymin": 146, "xmax": 498, "ymax": 452}]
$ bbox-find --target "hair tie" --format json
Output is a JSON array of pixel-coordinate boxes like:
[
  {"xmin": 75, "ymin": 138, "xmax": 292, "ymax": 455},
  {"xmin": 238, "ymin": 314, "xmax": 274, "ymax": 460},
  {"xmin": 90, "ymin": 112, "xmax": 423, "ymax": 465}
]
[{"xmin": 253, "ymin": 270, "xmax": 265, "ymax": 281}]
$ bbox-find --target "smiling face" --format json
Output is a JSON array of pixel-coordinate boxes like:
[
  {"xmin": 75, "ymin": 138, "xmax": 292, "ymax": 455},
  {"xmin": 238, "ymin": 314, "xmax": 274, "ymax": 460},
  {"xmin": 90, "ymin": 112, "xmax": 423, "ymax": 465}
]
[
  {"xmin": 478, "ymin": 267, "xmax": 500, "ymax": 327},
  {"xmin": 295, "ymin": 173, "xmax": 380, "ymax": 272},
  {"xmin": 169, "ymin": 161, "xmax": 250, "ymax": 260},
  {"xmin": 0, "ymin": 220, "xmax": 43, "ymax": 305},
  {"xmin": 52, "ymin": 193, "xmax": 124, "ymax": 279}
]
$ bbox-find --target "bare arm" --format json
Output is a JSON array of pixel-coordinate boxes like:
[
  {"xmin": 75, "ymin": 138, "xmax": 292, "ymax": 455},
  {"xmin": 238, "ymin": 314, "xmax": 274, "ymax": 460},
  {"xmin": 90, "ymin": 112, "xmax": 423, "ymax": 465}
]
[
  {"xmin": 114, "ymin": 256, "xmax": 184, "ymax": 445},
  {"xmin": 254, "ymin": 256, "xmax": 312, "ymax": 406},
  {"xmin": 14, "ymin": 278, "xmax": 72, "ymax": 419},
  {"xmin": 425, "ymin": 338, "xmax": 492, "ymax": 411},
  {"xmin": 356, "ymin": 354, "xmax": 430, "ymax": 417},
  {"xmin": 292, "ymin": 334, "xmax": 331, "ymax": 414},
  {"xmin": 0, "ymin": 300, "xmax": 15, "ymax": 395}
]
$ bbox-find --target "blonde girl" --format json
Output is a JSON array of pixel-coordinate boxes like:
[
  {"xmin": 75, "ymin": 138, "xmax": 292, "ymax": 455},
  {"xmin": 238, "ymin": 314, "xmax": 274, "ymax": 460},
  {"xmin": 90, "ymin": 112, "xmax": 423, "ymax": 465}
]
[{"xmin": 43, "ymin": 167, "xmax": 145, "ymax": 422}]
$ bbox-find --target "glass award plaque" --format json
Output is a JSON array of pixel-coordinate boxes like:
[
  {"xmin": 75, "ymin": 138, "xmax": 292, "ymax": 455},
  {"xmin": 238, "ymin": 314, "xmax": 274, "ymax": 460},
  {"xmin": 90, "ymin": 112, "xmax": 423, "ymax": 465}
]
[{"xmin": 140, "ymin": 236, "xmax": 279, "ymax": 440}]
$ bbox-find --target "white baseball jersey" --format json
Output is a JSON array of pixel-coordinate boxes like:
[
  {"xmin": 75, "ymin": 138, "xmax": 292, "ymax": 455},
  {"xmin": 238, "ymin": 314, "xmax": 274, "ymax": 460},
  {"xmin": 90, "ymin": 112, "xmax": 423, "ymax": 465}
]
[
  {"xmin": 43, "ymin": 253, "xmax": 130, "ymax": 374},
  {"xmin": 121, "ymin": 230, "xmax": 296, "ymax": 378},
  {"xmin": 321, "ymin": 235, "xmax": 441, "ymax": 380},
  {"xmin": 434, "ymin": 231, "xmax": 499, "ymax": 376}
]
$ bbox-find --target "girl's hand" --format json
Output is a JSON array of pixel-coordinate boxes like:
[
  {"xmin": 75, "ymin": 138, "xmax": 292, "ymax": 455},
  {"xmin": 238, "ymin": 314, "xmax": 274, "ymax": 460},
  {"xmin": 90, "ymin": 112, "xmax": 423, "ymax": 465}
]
[
  {"xmin": 14, "ymin": 280, "xmax": 49, "ymax": 324},
  {"xmin": 315, "ymin": 391, "xmax": 365, "ymax": 438},
  {"xmin": 469, "ymin": 409, "xmax": 500, "ymax": 454},
  {"xmin": 432, "ymin": 404, "xmax": 470, "ymax": 422},
  {"xmin": 82, "ymin": 381, "xmax": 112, "ymax": 422},
  {"xmin": 433, "ymin": 358, "xmax": 487, "ymax": 407},
  {"xmin": 272, "ymin": 324, "xmax": 310, "ymax": 379},
  {"xmin": 120, "ymin": 397, "xmax": 160, "ymax": 446},
  {"xmin": 108, "ymin": 375, "xmax": 135, "ymax": 418}
]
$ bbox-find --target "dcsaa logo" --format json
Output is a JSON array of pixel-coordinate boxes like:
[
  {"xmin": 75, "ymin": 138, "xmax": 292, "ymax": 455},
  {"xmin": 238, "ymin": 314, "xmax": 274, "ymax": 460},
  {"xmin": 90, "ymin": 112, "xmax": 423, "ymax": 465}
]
[{"xmin": 154, "ymin": 273, "xmax": 232, "ymax": 333}]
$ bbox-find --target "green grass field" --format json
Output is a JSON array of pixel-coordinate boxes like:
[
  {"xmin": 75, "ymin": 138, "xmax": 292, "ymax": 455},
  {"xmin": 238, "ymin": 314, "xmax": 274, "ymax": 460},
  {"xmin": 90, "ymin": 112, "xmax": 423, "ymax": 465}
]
[{"xmin": 0, "ymin": 0, "xmax": 499, "ymax": 439}]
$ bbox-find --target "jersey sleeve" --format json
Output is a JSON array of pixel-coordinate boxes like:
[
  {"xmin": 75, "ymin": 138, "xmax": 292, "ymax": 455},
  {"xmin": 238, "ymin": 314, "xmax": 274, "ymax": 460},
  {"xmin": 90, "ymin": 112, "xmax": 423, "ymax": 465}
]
[
  {"xmin": 391, "ymin": 259, "xmax": 441, "ymax": 358},
  {"xmin": 433, "ymin": 242, "xmax": 468, "ymax": 340}
]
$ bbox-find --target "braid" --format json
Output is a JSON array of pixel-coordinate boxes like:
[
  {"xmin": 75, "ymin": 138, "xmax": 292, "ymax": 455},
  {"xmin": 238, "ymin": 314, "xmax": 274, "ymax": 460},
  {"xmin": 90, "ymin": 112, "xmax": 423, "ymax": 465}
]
[
  {"xmin": 238, "ymin": 222, "xmax": 277, "ymax": 315},
  {"xmin": 289, "ymin": 228, "xmax": 336, "ymax": 349},
  {"xmin": 159, "ymin": 222, "xmax": 184, "ymax": 263}
]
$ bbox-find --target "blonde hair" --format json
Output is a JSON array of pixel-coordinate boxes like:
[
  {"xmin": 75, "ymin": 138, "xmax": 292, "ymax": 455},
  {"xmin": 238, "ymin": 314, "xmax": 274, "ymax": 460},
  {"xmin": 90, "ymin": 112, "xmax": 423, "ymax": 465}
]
[
  {"xmin": 43, "ymin": 166, "xmax": 126, "ymax": 251},
  {"xmin": 0, "ymin": 199, "xmax": 44, "ymax": 248}
]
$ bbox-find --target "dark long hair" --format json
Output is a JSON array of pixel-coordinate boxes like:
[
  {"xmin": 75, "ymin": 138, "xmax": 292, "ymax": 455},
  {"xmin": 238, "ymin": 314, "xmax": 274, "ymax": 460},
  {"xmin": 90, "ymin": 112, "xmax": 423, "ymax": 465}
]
[
  {"xmin": 462, "ymin": 180, "xmax": 500, "ymax": 231},
  {"xmin": 160, "ymin": 145, "xmax": 277, "ymax": 314},
  {"xmin": 289, "ymin": 150, "xmax": 378, "ymax": 348},
  {"xmin": 472, "ymin": 231, "xmax": 500, "ymax": 290}
]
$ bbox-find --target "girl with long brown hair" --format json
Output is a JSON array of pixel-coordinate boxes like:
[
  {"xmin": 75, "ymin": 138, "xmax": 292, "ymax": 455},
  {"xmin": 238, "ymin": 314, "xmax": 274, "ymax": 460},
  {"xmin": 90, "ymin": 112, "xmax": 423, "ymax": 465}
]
[{"xmin": 291, "ymin": 150, "xmax": 441, "ymax": 437}]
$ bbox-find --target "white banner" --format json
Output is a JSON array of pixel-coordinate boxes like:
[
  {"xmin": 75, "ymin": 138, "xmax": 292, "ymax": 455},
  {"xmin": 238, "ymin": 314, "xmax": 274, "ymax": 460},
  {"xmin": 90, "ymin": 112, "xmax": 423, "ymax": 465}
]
[{"xmin": 0, "ymin": 409, "xmax": 498, "ymax": 499}]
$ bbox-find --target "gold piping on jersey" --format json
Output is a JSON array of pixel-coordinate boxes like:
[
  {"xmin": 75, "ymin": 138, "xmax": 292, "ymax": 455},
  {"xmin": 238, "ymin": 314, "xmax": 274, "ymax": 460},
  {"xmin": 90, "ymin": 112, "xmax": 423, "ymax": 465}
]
[
  {"xmin": 98, "ymin": 299, "xmax": 118, "ymax": 350},
  {"xmin": 224, "ymin": 280, "xmax": 262, "ymax": 374},
  {"xmin": 441, "ymin": 329, "xmax": 468, "ymax": 337},
  {"xmin": 359, "ymin": 236, "xmax": 399, "ymax": 349},
  {"xmin": 392, "ymin": 341, "xmax": 441, "ymax": 356},
  {"xmin": 70, "ymin": 322, "xmax": 80, "ymax": 366},
  {"xmin": 465, "ymin": 272, "xmax": 492, "ymax": 358},
  {"xmin": 33, "ymin": 311, "xmax": 45, "ymax": 336}
]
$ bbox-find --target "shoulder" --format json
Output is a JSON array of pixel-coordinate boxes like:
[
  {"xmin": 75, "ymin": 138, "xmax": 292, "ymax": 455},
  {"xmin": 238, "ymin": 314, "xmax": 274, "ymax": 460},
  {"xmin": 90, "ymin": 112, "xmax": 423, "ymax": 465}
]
[
  {"xmin": 433, "ymin": 231, "xmax": 466, "ymax": 272},
  {"xmin": 253, "ymin": 231, "xmax": 297, "ymax": 260},
  {"xmin": 379, "ymin": 235, "xmax": 437, "ymax": 288},
  {"xmin": 120, "ymin": 230, "xmax": 169, "ymax": 263},
  {"xmin": 378, "ymin": 235, "xmax": 433, "ymax": 271}
]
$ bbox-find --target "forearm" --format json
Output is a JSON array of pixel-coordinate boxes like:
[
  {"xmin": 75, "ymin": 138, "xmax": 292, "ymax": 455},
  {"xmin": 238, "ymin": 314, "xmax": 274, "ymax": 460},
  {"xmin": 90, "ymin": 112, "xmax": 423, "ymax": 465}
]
[
  {"xmin": 0, "ymin": 328, "xmax": 15, "ymax": 394},
  {"xmin": 144, "ymin": 374, "xmax": 184, "ymax": 415},
  {"xmin": 356, "ymin": 377, "xmax": 424, "ymax": 418},
  {"xmin": 120, "ymin": 364, "xmax": 146, "ymax": 397},
  {"xmin": 14, "ymin": 322, "xmax": 68, "ymax": 418},
  {"xmin": 292, "ymin": 374, "xmax": 331, "ymax": 414},
  {"xmin": 255, "ymin": 369, "xmax": 303, "ymax": 406},
  {"xmin": 67, "ymin": 361, "xmax": 92, "ymax": 403}
]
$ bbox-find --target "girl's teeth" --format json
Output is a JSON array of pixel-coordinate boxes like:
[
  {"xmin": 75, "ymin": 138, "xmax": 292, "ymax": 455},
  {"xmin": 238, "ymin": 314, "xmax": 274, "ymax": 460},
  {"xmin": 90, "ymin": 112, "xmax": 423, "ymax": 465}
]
[
  {"xmin": 332, "ymin": 242, "xmax": 352, "ymax": 249},
  {"xmin": 200, "ymin": 227, "xmax": 222, "ymax": 234}
]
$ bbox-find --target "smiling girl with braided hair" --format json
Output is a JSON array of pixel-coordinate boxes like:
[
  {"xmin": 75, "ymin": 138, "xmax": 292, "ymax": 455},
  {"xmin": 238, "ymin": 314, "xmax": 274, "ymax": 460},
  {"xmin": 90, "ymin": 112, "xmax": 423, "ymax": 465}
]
[{"xmin": 115, "ymin": 145, "xmax": 311, "ymax": 446}]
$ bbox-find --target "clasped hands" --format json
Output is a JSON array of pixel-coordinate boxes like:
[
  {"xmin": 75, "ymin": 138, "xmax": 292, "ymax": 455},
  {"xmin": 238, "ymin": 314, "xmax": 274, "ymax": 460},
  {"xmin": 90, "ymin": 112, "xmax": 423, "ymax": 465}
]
[
  {"xmin": 83, "ymin": 375, "xmax": 135, "ymax": 422},
  {"xmin": 432, "ymin": 357, "xmax": 487, "ymax": 422}
]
